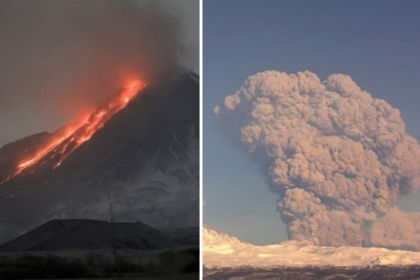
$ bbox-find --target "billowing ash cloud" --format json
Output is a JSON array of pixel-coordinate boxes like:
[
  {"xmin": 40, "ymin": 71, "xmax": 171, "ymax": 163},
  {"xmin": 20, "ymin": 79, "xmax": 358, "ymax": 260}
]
[
  {"xmin": 215, "ymin": 71, "xmax": 420, "ymax": 249},
  {"xmin": 0, "ymin": 0, "xmax": 198, "ymax": 146}
]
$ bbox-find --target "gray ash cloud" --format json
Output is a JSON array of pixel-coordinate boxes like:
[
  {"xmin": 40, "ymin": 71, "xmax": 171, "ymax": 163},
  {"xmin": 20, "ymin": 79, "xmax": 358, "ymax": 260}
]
[{"xmin": 215, "ymin": 70, "xmax": 420, "ymax": 249}]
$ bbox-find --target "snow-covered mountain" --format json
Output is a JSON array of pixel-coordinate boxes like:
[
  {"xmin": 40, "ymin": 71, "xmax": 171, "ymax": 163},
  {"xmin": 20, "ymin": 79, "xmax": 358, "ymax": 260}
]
[
  {"xmin": 203, "ymin": 226, "xmax": 420, "ymax": 268},
  {"xmin": 203, "ymin": 226, "xmax": 243, "ymax": 247},
  {"xmin": 0, "ymin": 70, "xmax": 199, "ymax": 244}
]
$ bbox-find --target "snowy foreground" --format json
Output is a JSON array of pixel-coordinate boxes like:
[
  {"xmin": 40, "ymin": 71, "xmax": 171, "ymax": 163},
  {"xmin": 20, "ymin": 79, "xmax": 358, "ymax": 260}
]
[{"xmin": 203, "ymin": 226, "xmax": 420, "ymax": 268}]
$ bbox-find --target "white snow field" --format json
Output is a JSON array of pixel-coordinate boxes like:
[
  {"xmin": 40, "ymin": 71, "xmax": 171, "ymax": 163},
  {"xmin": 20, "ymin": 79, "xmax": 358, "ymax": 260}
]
[{"xmin": 203, "ymin": 226, "xmax": 420, "ymax": 268}]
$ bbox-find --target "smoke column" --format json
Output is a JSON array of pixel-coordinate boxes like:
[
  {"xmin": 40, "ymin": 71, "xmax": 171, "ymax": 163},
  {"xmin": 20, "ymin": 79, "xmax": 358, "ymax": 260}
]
[
  {"xmin": 215, "ymin": 71, "xmax": 420, "ymax": 250},
  {"xmin": 0, "ymin": 0, "xmax": 198, "ymax": 146}
]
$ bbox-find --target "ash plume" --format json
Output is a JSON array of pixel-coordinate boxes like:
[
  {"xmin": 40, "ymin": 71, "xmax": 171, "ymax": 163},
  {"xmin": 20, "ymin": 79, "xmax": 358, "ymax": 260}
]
[
  {"xmin": 0, "ymin": 0, "xmax": 198, "ymax": 146},
  {"xmin": 215, "ymin": 71, "xmax": 420, "ymax": 249}
]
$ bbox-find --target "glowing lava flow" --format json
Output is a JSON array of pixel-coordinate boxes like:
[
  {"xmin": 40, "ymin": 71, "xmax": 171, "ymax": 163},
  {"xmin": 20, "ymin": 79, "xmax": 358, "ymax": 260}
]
[{"xmin": 0, "ymin": 80, "xmax": 146, "ymax": 185}]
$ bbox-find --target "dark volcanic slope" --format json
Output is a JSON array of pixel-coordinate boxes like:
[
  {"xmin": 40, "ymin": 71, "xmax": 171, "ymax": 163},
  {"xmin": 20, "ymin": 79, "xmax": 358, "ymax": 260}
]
[
  {"xmin": 0, "ymin": 71, "xmax": 198, "ymax": 188},
  {"xmin": 204, "ymin": 266, "xmax": 420, "ymax": 280},
  {"xmin": 0, "ymin": 132, "xmax": 52, "ymax": 178},
  {"xmin": 0, "ymin": 70, "xmax": 199, "ymax": 244},
  {"xmin": 0, "ymin": 219, "xmax": 178, "ymax": 251}
]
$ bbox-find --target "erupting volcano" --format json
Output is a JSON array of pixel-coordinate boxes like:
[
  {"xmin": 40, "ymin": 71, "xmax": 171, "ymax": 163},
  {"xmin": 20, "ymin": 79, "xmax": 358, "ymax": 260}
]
[
  {"xmin": 0, "ymin": 80, "xmax": 147, "ymax": 186},
  {"xmin": 0, "ymin": 71, "xmax": 199, "ymax": 245}
]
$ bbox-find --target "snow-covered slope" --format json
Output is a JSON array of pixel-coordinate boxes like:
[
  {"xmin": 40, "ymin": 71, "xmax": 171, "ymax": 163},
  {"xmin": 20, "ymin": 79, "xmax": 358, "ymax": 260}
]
[{"xmin": 203, "ymin": 226, "xmax": 420, "ymax": 268}]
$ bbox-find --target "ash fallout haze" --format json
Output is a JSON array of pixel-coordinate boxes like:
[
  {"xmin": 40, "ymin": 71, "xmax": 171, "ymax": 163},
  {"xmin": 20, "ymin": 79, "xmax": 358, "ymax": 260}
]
[{"xmin": 0, "ymin": 0, "xmax": 199, "ymax": 147}]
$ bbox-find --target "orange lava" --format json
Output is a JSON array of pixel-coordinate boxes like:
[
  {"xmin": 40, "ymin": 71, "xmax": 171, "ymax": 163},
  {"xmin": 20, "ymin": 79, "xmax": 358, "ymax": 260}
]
[{"xmin": 0, "ymin": 80, "xmax": 147, "ymax": 185}]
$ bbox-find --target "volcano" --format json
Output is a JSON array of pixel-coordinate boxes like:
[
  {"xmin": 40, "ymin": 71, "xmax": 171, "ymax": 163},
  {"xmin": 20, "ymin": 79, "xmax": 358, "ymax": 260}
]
[{"xmin": 0, "ymin": 70, "xmax": 199, "ymax": 244}]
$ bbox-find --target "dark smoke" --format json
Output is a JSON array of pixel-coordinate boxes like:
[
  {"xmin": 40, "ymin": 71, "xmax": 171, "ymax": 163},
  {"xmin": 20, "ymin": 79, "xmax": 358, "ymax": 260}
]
[
  {"xmin": 215, "ymin": 71, "xmax": 420, "ymax": 250},
  {"xmin": 0, "ymin": 0, "xmax": 198, "ymax": 146}
]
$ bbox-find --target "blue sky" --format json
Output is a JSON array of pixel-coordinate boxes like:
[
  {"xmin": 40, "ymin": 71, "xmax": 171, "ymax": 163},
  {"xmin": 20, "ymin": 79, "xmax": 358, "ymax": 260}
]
[{"xmin": 203, "ymin": 0, "xmax": 420, "ymax": 245}]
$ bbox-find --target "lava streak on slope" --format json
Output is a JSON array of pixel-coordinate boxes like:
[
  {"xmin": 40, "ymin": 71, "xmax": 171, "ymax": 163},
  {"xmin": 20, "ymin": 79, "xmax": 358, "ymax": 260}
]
[{"xmin": 0, "ymin": 80, "xmax": 147, "ymax": 186}]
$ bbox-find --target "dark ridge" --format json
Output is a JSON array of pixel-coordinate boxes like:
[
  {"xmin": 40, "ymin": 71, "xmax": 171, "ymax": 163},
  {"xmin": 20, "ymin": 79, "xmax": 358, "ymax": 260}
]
[{"xmin": 0, "ymin": 219, "xmax": 179, "ymax": 251}]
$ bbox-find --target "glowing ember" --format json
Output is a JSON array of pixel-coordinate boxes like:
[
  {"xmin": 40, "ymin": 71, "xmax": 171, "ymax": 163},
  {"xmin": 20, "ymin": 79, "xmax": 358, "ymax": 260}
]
[{"xmin": 0, "ymin": 80, "xmax": 147, "ymax": 185}]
